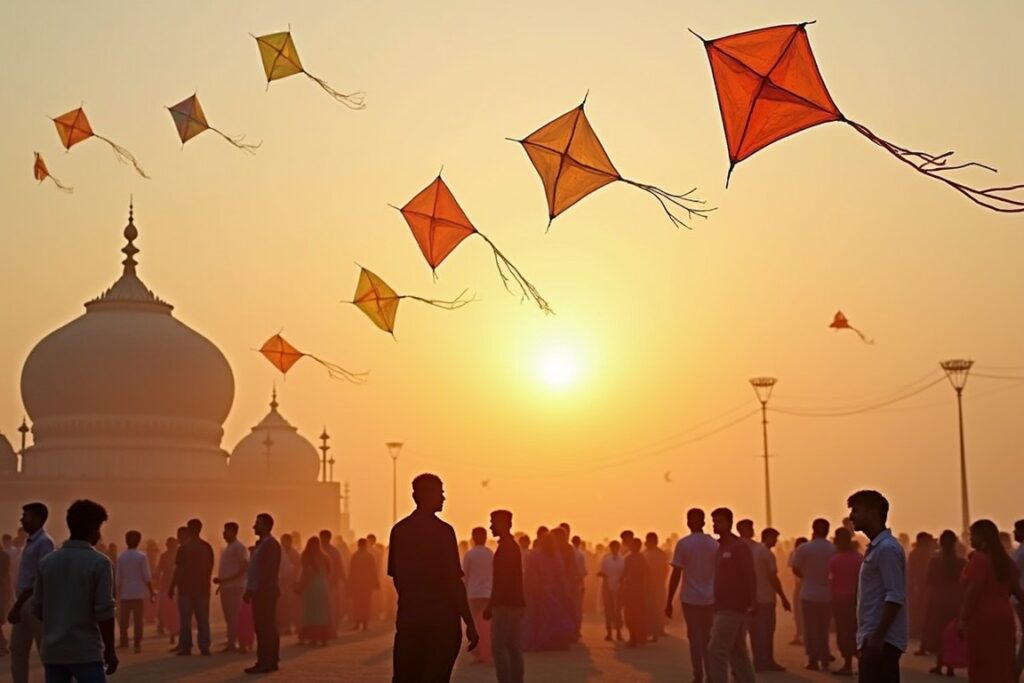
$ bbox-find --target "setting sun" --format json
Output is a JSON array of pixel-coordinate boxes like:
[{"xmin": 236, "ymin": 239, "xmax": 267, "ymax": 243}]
[{"xmin": 535, "ymin": 341, "xmax": 584, "ymax": 390}]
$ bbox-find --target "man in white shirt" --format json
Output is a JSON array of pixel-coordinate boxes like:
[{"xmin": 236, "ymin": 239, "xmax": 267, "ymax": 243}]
[
  {"xmin": 8, "ymin": 502, "xmax": 55, "ymax": 683},
  {"xmin": 212, "ymin": 522, "xmax": 248, "ymax": 653},
  {"xmin": 792, "ymin": 518, "xmax": 836, "ymax": 671},
  {"xmin": 666, "ymin": 508, "xmax": 718, "ymax": 683},
  {"xmin": 116, "ymin": 530, "xmax": 154, "ymax": 652},
  {"xmin": 462, "ymin": 526, "xmax": 494, "ymax": 663},
  {"xmin": 599, "ymin": 541, "xmax": 625, "ymax": 642},
  {"xmin": 751, "ymin": 527, "xmax": 791, "ymax": 672}
]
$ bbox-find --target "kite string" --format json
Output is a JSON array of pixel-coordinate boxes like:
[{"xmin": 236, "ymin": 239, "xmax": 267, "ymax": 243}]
[
  {"xmin": 307, "ymin": 354, "xmax": 369, "ymax": 385},
  {"xmin": 211, "ymin": 127, "xmax": 262, "ymax": 154},
  {"xmin": 846, "ymin": 120, "xmax": 1024, "ymax": 213},
  {"xmin": 404, "ymin": 289, "xmax": 475, "ymax": 310},
  {"xmin": 476, "ymin": 233, "xmax": 554, "ymax": 315},
  {"xmin": 47, "ymin": 174, "xmax": 74, "ymax": 193},
  {"xmin": 95, "ymin": 135, "xmax": 150, "ymax": 179},
  {"xmin": 620, "ymin": 179, "xmax": 716, "ymax": 229},
  {"xmin": 303, "ymin": 71, "xmax": 366, "ymax": 110}
]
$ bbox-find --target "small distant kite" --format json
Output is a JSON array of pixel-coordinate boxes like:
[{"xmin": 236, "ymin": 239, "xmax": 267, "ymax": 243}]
[
  {"xmin": 344, "ymin": 266, "xmax": 471, "ymax": 336},
  {"xmin": 512, "ymin": 95, "xmax": 713, "ymax": 229},
  {"xmin": 395, "ymin": 174, "xmax": 553, "ymax": 314},
  {"xmin": 664, "ymin": 470, "xmax": 673, "ymax": 484},
  {"xmin": 253, "ymin": 29, "xmax": 366, "ymax": 109},
  {"xmin": 167, "ymin": 94, "xmax": 260, "ymax": 153},
  {"xmin": 259, "ymin": 333, "xmax": 367, "ymax": 383},
  {"xmin": 481, "ymin": 480, "xmax": 490, "ymax": 488},
  {"xmin": 692, "ymin": 23, "xmax": 1023, "ymax": 212},
  {"xmin": 829, "ymin": 311, "xmax": 874, "ymax": 345},
  {"xmin": 33, "ymin": 153, "xmax": 72, "ymax": 193},
  {"xmin": 51, "ymin": 107, "xmax": 148, "ymax": 178}
]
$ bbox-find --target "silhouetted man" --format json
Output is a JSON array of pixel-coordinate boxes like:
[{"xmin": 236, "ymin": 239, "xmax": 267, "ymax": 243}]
[
  {"xmin": 34, "ymin": 499, "xmax": 118, "ymax": 682},
  {"xmin": 213, "ymin": 522, "xmax": 248, "ymax": 653},
  {"xmin": 8, "ymin": 502, "xmax": 54, "ymax": 683},
  {"xmin": 750, "ymin": 527, "xmax": 790, "ymax": 671},
  {"xmin": 116, "ymin": 530, "xmax": 153, "ymax": 652},
  {"xmin": 388, "ymin": 473, "xmax": 479, "ymax": 683},
  {"xmin": 706, "ymin": 507, "xmax": 755, "ymax": 683},
  {"xmin": 666, "ymin": 508, "xmax": 718, "ymax": 683},
  {"xmin": 244, "ymin": 512, "xmax": 281, "ymax": 674},
  {"xmin": 169, "ymin": 518, "xmax": 214, "ymax": 656},
  {"xmin": 792, "ymin": 518, "xmax": 835, "ymax": 670},
  {"xmin": 484, "ymin": 510, "xmax": 525, "ymax": 683}
]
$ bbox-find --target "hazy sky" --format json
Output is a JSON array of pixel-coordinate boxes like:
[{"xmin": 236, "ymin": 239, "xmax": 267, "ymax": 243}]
[{"xmin": 2, "ymin": 1, "xmax": 1023, "ymax": 541}]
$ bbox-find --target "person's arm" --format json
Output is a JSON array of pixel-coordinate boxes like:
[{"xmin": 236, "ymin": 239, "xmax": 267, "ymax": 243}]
[
  {"xmin": 957, "ymin": 579, "xmax": 982, "ymax": 634},
  {"xmin": 665, "ymin": 566, "xmax": 682, "ymax": 618},
  {"xmin": 770, "ymin": 564, "xmax": 791, "ymax": 611},
  {"xmin": 96, "ymin": 559, "xmax": 118, "ymax": 675},
  {"xmin": 445, "ymin": 530, "xmax": 478, "ymax": 650},
  {"xmin": 744, "ymin": 545, "xmax": 758, "ymax": 613}
]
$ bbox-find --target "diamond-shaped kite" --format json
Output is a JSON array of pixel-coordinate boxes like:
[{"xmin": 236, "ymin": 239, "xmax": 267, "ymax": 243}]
[
  {"xmin": 693, "ymin": 23, "xmax": 1023, "ymax": 211},
  {"xmin": 253, "ymin": 29, "xmax": 366, "ymax": 109},
  {"xmin": 395, "ymin": 174, "xmax": 552, "ymax": 314},
  {"xmin": 829, "ymin": 311, "xmax": 873, "ymax": 345},
  {"xmin": 259, "ymin": 333, "xmax": 366, "ymax": 384},
  {"xmin": 52, "ymin": 107, "xmax": 148, "ymax": 178},
  {"xmin": 167, "ymin": 94, "xmax": 260, "ymax": 153},
  {"xmin": 33, "ymin": 153, "xmax": 72, "ymax": 193},
  {"xmin": 512, "ymin": 95, "xmax": 713, "ymax": 229},
  {"xmin": 344, "ymin": 266, "xmax": 471, "ymax": 336}
]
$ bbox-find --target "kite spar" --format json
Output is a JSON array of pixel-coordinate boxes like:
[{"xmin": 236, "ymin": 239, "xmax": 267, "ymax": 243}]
[
  {"xmin": 344, "ymin": 266, "xmax": 472, "ymax": 337},
  {"xmin": 167, "ymin": 94, "xmax": 261, "ymax": 153},
  {"xmin": 259, "ymin": 333, "xmax": 367, "ymax": 384},
  {"xmin": 253, "ymin": 30, "xmax": 366, "ymax": 109}
]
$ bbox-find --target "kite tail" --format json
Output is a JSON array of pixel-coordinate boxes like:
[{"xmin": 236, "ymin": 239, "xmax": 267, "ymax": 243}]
[
  {"xmin": 405, "ymin": 289, "xmax": 475, "ymax": 310},
  {"xmin": 212, "ymin": 127, "xmax": 262, "ymax": 154},
  {"xmin": 308, "ymin": 354, "xmax": 369, "ymax": 384},
  {"xmin": 303, "ymin": 71, "xmax": 366, "ymax": 110},
  {"xmin": 95, "ymin": 135, "xmax": 150, "ymax": 179},
  {"xmin": 477, "ymin": 234, "xmax": 554, "ymax": 315},
  {"xmin": 46, "ymin": 175, "xmax": 74, "ymax": 193},
  {"xmin": 850, "ymin": 326, "xmax": 875, "ymax": 346},
  {"xmin": 621, "ymin": 179, "xmax": 716, "ymax": 229},
  {"xmin": 847, "ymin": 120, "xmax": 1024, "ymax": 213}
]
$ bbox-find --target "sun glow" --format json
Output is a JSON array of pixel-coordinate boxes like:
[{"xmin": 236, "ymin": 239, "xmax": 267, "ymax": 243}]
[{"xmin": 535, "ymin": 341, "xmax": 584, "ymax": 390}]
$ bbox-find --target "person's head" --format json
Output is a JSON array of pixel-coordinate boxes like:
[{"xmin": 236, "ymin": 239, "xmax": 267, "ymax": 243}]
[
  {"xmin": 736, "ymin": 519, "xmax": 754, "ymax": 540},
  {"xmin": 319, "ymin": 529, "xmax": 333, "ymax": 545},
  {"xmin": 795, "ymin": 536, "xmax": 808, "ymax": 548},
  {"xmin": 253, "ymin": 512, "xmax": 274, "ymax": 538},
  {"xmin": 847, "ymin": 490, "xmax": 889, "ymax": 534},
  {"xmin": 711, "ymin": 507, "xmax": 733, "ymax": 536},
  {"xmin": 833, "ymin": 527, "xmax": 852, "ymax": 552},
  {"xmin": 536, "ymin": 526, "xmax": 549, "ymax": 539},
  {"xmin": 366, "ymin": 533, "xmax": 377, "ymax": 546},
  {"xmin": 538, "ymin": 533, "xmax": 556, "ymax": 555},
  {"xmin": 490, "ymin": 510, "xmax": 513, "ymax": 538},
  {"xmin": 281, "ymin": 533, "xmax": 292, "ymax": 549},
  {"xmin": 620, "ymin": 530, "xmax": 634, "ymax": 543},
  {"xmin": 645, "ymin": 532, "xmax": 659, "ymax": 548},
  {"xmin": 609, "ymin": 540, "xmax": 621, "ymax": 556},
  {"xmin": 66, "ymin": 499, "xmax": 107, "ymax": 545},
  {"xmin": 357, "ymin": 537, "xmax": 367, "ymax": 550},
  {"xmin": 551, "ymin": 527, "xmax": 568, "ymax": 545},
  {"xmin": 630, "ymin": 537, "xmax": 642, "ymax": 554},
  {"xmin": 571, "ymin": 535, "xmax": 582, "ymax": 549},
  {"xmin": 518, "ymin": 534, "xmax": 531, "ymax": 550},
  {"xmin": 915, "ymin": 531, "xmax": 934, "ymax": 548},
  {"xmin": 686, "ymin": 508, "xmax": 705, "ymax": 533},
  {"xmin": 223, "ymin": 522, "xmax": 239, "ymax": 543},
  {"xmin": 186, "ymin": 518, "xmax": 203, "ymax": 539},
  {"xmin": 761, "ymin": 528, "xmax": 780, "ymax": 549},
  {"xmin": 20, "ymin": 502, "xmax": 48, "ymax": 535},
  {"xmin": 969, "ymin": 519, "xmax": 1014, "ymax": 582},
  {"xmin": 1, "ymin": 533, "xmax": 11, "ymax": 548},
  {"xmin": 175, "ymin": 525, "xmax": 189, "ymax": 544},
  {"xmin": 559, "ymin": 522, "xmax": 571, "ymax": 535},
  {"xmin": 302, "ymin": 537, "xmax": 324, "ymax": 565},
  {"xmin": 165, "ymin": 536, "xmax": 178, "ymax": 551},
  {"xmin": 125, "ymin": 530, "xmax": 141, "ymax": 549},
  {"xmin": 471, "ymin": 526, "xmax": 487, "ymax": 546},
  {"xmin": 939, "ymin": 529, "xmax": 958, "ymax": 553},
  {"xmin": 412, "ymin": 473, "xmax": 445, "ymax": 513},
  {"xmin": 1014, "ymin": 520, "xmax": 1024, "ymax": 545},
  {"xmin": 811, "ymin": 518, "xmax": 830, "ymax": 539}
]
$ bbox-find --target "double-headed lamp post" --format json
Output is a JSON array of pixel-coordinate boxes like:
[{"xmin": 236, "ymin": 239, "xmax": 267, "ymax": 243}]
[
  {"xmin": 940, "ymin": 359, "xmax": 973, "ymax": 535},
  {"xmin": 749, "ymin": 377, "xmax": 778, "ymax": 528},
  {"xmin": 386, "ymin": 442, "xmax": 404, "ymax": 525}
]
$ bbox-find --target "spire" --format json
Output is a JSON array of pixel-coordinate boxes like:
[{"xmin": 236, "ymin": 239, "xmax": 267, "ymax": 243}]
[
  {"xmin": 86, "ymin": 200, "xmax": 172, "ymax": 312},
  {"xmin": 122, "ymin": 198, "xmax": 140, "ymax": 273},
  {"xmin": 270, "ymin": 385, "xmax": 279, "ymax": 411}
]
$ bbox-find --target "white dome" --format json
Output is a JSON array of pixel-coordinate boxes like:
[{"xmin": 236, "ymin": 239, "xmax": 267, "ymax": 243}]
[
  {"xmin": 0, "ymin": 434, "xmax": 16, "ymax": 475},
  {"xmin": 230, "ymin": 390, "xmax": 321, "ymax": 482}
]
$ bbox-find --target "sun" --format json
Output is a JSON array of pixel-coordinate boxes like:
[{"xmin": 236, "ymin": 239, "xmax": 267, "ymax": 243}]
[{"xmin": 535, "ymin": 342, "xmax": 583, "ymax": 390}]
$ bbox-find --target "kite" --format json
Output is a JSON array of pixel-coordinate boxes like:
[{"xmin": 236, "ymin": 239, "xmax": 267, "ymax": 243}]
[
  {"xmin": 259, "ymin": 333, "xmax": 367, "ymax": 384},
  {"xmin": 344, "ymin": 266, "xmax": 472, "ymax": 336},
  {"xmin": 51, "ymin": 107, "xmax": 148, "ymax": 178},
  {"xmin": 481, "ymin": 480, "xmax": 490, "ymax": 488},
  {"xmin": 692, "ymin": 23, "xmax": 1024, "ymax": 212},
  {"xmin": 829, "ymin": 311, "xmax": 874, "ymax": 345},
  {"xmin": 253, "ymin": 29, "xmax": 366, "ymax": 109},
  {"xmin": 511, "ymin": 95, "xmax": 714, "ymax": 229},
  {"xmin": 33, "ymin": 153, "xmax": 72, "ymax": 193},
  {"xmin": 664, "ymin": 470, "xmax": 673, "ymax": 484},
  {"xmin": 395, "ymin": 174, "xmax": 553, "ymax": 314},
  {"xmin": 167, "ymin": 94, "xmax": 260, "ymax": 153}
]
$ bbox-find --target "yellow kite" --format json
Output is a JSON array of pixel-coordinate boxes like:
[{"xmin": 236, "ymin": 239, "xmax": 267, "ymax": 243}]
[
  {"xmin": 253, "ymin": 30, "xmax": 366, "ymax": 109},
  {"xmin": 344, "ymin": 266, "xmax": 471, "ymax": 336}
]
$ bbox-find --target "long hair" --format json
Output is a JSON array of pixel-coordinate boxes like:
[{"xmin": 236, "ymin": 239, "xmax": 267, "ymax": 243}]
[
  {"xmin": 970, "ymin": 519, "xmax": 1013, "ymax": 583},
  {"xmin": 302, "ymin": 537, "xmax": 328, "ymax": 574},
  {"xmin": 938, "ymin": 529, "xmax": 961, "ymax": 581}
]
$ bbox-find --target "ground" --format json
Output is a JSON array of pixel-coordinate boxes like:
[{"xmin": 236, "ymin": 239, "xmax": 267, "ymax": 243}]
[{"xmin": 6, "ymin": 617, "xmax": 949, "ymax": 682}]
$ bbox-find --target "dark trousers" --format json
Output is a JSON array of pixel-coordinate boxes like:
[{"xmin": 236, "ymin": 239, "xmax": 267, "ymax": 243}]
[
  {"xmin": 177, "ymin": 592, "xmax": 211, "ymax": 653},
  {"xmin": 801, "ymin": 600, "xmax": 831, "ymax": 663},
  {"xmin": 118, "ymin": 599, "xmax": 144, "ymax": 646},
  {"xmin": 393, "ymin": 623, "xmax": 461, "ymax": 683},
  {"xmin": 490, "ymin": 607, "xmax": 524, "ymax": 683},
  {"xmin": 833, "ymin": 596, "xmax": 858, "ymax": 659},
  {"xmin": 682, "ymin": 603, "xmax": 714, "ymax": 682},
  {"xmin": 252, "ymin": 592, "xmax": 280, "ymax": 668},
  {"xmin": 859, "ymin": 642, "xmax": 901, "ymax": 683},
  {"xmin": 747, "ymin": 602, "xmax": 776, "ymax": 667},
  {"xmin": 43, "ymin": 663, "xmax": 106, "ymax": 683}
]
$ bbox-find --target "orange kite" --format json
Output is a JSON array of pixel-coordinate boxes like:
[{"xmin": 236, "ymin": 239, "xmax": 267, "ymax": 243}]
[
  {"xmin": 52, "ymin": 107, "xmax": 148, "ymax": 178},
  {"xmin": 693, "ymin": 23, "xmax": 1023, "ymax": 211},
  {"xmin": 33, "ymin": 153, "xmax": 72, "ymax": 193},
  {"xmin": 167, "ymin": 94, "xmax": 260, "ymax": 153},
  {"xmin": 259, "ymin": 333, "xmax": 366, "ymax": 383},
  {"xmin": 829, "ymin": 311, "xmax": 874, "ymax": 345},
  {"xmin": 512, "ymin": 95, "xmax": 713, "ymax": 229},
  {"xmin": 345, "ymin": 266, "xmax": 471, "ymax": 336},
  {"xmin": 253, "ymin": 29, "xmax": 366, "ymax": 109},
  {"xmin": 395, "ymin": 174, "xmax": 553, "ymax": 314}
]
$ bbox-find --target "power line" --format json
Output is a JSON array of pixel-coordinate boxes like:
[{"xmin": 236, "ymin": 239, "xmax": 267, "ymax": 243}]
[{"xmin": 771, "ymin": 376, "xmax": 946, "ymax": 417}]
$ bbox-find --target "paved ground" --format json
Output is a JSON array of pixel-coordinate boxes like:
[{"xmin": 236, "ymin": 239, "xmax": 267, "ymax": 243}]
[{"xmin": 3, "ymin": 617, "xmax": 953, "ymax": 682}]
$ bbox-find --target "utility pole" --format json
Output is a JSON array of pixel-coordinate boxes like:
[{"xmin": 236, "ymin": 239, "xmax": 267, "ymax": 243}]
[
  {"xmin": 940, "ymin": 359, "xmax": 973, "ymax": 534},
  {"xmin": 749, "ymin": 377, "xmax": 778, "ymax": 528},
  {"xmin": 386, "ymin": 442, "xmax": 404, "ymax": 526}
]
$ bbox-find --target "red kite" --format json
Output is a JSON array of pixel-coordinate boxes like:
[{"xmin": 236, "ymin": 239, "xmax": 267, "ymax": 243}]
[
  {"xmin": 33, "ymin": 153, "xmax": 72, "ymax": 193},
  {"xmin": 693, "ymin": 23, "xmax": 1024, "ymax": 212},
  {"xmin": 167, "ymin": 94, "xmax": 260, "ymax": 153},
  {"xmin": 512, "ymin": 95, "xmax": 713, "ymax": 229},
  {"xmin": 395, "ymin": 175, "xmax": 553, "ymax": 314},
  {"xmin": 829, "ymin": 311, "xmax": 873, "ymax": 345},
  {"xmin": 344, "ymin": 266, "xmax": 471, "ymax": 336},
  {"xmin": 253, "ymin": 30, "xmax": 366, "ymax": 109},
  {"xmin": 52, "ymin": 107, "xmax": 148, "ymax": 178},
  {"xmin": 259, "ymin": 333, "xmax": 366, "ymax": 383}
]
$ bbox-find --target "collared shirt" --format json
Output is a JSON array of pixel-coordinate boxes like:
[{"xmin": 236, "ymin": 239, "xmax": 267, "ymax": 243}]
[
  {"xmin": 491, "ymin": 536, "xmax": 524, "ymax": 608},
  {"xmin": 671, "ymin": 532, "xmax": 718, "ymax": 606},
  {"xmin": 600, "ymin": 554, "xmax": 625, "ymax": 591},
  {"xmin": 462, "ymin": 544, "xmax": 494, "ymax": 600},
  {"xmin": 752, "ymin": 542, "xmax": 779, "ymax": 604},
  {"xmin": 856, "ymin": 529, "xmax": 908, "ymax": 651},
  {"xmin": 714, "ymin": 533, "xmax": 755, "ymax": 613},
  {"xmin": 388, "ymin": 510, "xmax": 464, "ymax": 627},
  {"xmin": 792, "ymin": 537, "xmax": 836, "ymax": 603},
  {"xmin": 33, "ymin": 540, "xmax": 116, "ymax": 665},
  {"xmin": 246, "ymin": 535, "xmax": 281, "ymax": 595},
  {"xmin": 218, "ymin": 539, "xmax": 248, "ymax": 589},
  {"xmin": 115, "ymin": 548, "xmax": 151, "ymax": 601},
  {"xmin": 16, "ymin": 528, "xmax": 54, "ymax": 594},
  {"xmin": 172, "ymin": 537, "xmax": 214, "ymax": 595}
]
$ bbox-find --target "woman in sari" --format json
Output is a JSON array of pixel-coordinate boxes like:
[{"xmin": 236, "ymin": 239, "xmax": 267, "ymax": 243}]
[
  {"xmin": 925, "ymin": 530, "xmax": 966, "ymax": 675},
  {"xmin": 156, "ymin": 533, "xmax": 181, "ymax": 645},
  {"xmin": 296, "ymin": 537, "xmax": 331, "ymax": 646},
  {"xmin": 348, "ymin": 538, "xmax": 379, "ymax": 631},
  {"xmin": 523, "ymin": 534, "xmax": 576, "ymax": 651}
]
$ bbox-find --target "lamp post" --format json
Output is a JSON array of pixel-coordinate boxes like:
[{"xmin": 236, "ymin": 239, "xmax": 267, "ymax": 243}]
[
  {"xmin": 386, "ymin": 442, "xmax": 404, "ymax": 525},
  {"xmin": 749, "ymin": 377, "xmax": 778, "ymax": 528},
  {"xmin": 319, "ymin": 428, "xmax": 331, "ymax": 483},
  {"xmin": 940, "ymin": 359, "xmax": 973, "ymax": 534}
]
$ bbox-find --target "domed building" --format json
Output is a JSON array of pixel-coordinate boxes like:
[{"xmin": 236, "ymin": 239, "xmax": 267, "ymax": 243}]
[{"xmin": 0, "ymin": 206, "xmax": 351, "ymax": 541}]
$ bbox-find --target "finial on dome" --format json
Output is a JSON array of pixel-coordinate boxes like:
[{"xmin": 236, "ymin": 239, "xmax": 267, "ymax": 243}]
[
  {"xmin": 122, "ymin": 198, "xmax": 139, "ymax": 272},
  {"xmin": 270, "ymin": 385, "xmax": 279, "ymax": 411}
]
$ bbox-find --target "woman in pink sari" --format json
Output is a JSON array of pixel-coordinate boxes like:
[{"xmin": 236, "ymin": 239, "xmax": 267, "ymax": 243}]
[{"xmin": 155, "ymin": 534, "xmax": 180, "ymax": 645}]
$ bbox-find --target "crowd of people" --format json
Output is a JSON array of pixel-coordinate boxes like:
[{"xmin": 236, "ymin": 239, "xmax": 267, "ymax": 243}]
[{"xmin": 1, "ymin": 481, "xmax": 1023, "ymax": 683}]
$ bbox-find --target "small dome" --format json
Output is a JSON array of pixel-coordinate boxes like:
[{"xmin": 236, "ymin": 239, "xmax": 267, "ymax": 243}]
[
  {"xmin": 229, "ymin": 390, "xmax": 320, "ymax": 482},
  {"xmin": 0, "ymin": 434, "xmax": 16, "ymax": 475}
]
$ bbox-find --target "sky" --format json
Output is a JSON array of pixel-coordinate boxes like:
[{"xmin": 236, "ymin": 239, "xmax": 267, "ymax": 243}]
[{"xmin": 2, "ymin": 1, "xmax": 1023, "ymax": 541}]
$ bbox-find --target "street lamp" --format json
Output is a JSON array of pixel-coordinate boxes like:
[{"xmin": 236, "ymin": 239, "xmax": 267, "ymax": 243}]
[
  {"xmin": 940, "ymin": 359, "xmax": 973, "ymax": 534},
  {"xmin": 386, "ymin": 442, "xmax": 404, "ymax": 525},
  {"xmin": 749, "ymin": 377, "xmax": 778, "ymax": 528}
]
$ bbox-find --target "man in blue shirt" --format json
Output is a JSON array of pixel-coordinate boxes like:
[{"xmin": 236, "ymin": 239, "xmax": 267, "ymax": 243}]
[
  {"xmin": 8, "ymin": 502, "xmax": 55, "ymax": 683},
  {"xmin": 848, "ymin": 490, "xmax": 907, "ymax": 683}
]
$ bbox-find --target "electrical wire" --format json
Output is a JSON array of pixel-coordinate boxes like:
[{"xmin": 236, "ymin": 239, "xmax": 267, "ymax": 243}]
[{"xmin": 771, "ymin": 376, "xmax": 947, "ymax": 417}]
